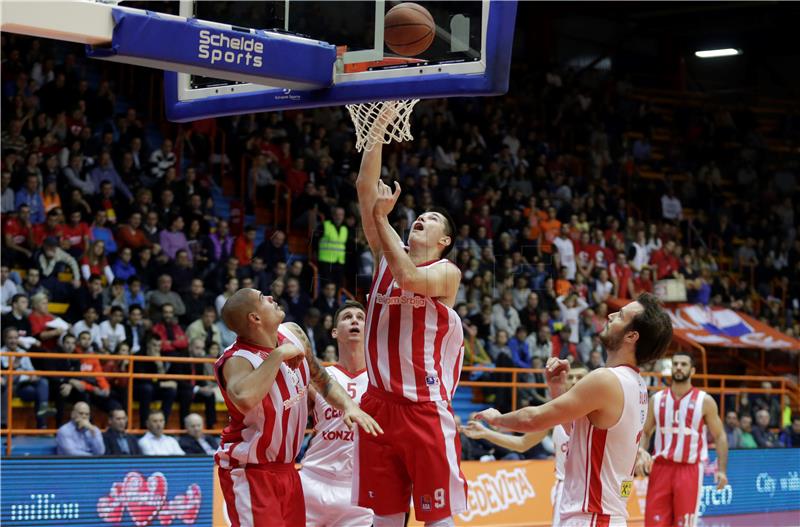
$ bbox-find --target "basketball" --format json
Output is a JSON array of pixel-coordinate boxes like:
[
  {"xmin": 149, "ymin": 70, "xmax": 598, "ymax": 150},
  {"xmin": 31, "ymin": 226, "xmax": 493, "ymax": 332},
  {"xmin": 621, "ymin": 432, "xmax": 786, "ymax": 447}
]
[{"xmin": 384, "ymin": 2, "xmax": 435, "ymax": 57}]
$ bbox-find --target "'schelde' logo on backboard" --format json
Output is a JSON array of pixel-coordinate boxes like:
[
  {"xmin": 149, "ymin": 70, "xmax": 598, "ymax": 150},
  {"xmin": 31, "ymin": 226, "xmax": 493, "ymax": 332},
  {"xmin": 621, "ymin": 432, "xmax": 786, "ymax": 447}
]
[{"xmin": 198, "ymin": 29, "xmax": 263, "ymax": 68}]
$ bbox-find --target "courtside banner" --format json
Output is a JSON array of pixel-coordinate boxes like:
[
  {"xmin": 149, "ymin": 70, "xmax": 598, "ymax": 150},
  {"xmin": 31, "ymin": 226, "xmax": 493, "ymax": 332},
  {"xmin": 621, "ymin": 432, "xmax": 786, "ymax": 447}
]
[
  {"xmin": 406, "ymin": 460, "xmax": 645, "ymax": 526},
  {"xmin": 0, "ymin": 456, "xmax": 213, "ymax": 526}
]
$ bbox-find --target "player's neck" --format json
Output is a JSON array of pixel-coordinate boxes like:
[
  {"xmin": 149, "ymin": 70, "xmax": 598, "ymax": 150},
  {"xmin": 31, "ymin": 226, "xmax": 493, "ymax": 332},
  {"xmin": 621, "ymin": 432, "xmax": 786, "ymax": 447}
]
[
  {"xmin": 239, "ymin": 328, "xmax": 277, "ymax": 349},
  {"xmin": 408, "ymin": 243, "xmax": 441, "ymax": 265},
  {"xmin": 605, "ymin": 348, "xmax": 637, "ymax": 370},
  {"xmin": 670, "ymin": 380, "xmax": 693, "ymax": 398},
  {"xmin": 338, "ymin": 346, "xmax": 366, "ymax": 374}
]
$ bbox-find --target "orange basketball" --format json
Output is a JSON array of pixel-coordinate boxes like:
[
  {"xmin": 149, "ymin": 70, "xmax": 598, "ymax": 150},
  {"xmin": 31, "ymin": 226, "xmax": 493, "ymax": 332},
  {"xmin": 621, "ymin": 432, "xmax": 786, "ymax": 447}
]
[{"xmin": 384, "ymin": 2, "xmax": 435, "ymax": 57}]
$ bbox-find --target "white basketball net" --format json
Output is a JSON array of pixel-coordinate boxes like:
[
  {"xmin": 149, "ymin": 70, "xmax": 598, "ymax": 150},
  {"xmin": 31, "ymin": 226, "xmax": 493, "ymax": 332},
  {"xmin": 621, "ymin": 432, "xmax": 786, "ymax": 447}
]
[{"xmin": 345, "ymin": 99, "xmax": 420, "ymax": 152}]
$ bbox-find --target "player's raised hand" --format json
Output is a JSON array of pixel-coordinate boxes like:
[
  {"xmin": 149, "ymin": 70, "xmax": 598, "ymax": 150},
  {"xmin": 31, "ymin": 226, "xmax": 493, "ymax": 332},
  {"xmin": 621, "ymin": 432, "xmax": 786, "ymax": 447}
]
[
  {"xmin": 342, "ymin": 406, "xmax": 384, "ymax": 437},
  {"xmin": 373, "ymin": 180, "xmax": 401, "ymax": 217},
  {"xmin": 276, "ymin": 343, "xmax": 304, "ymax": 370},
  {"xmin": 462, "ymin": 420, "xmax": 489, "ymax": 440},
  {"xmin": 473, "ymin": 408, "xmax": 503, "ymax": 427},
  {"xmin": 545, "ymin": 357, "xmax": 569, "ymax": 397}
]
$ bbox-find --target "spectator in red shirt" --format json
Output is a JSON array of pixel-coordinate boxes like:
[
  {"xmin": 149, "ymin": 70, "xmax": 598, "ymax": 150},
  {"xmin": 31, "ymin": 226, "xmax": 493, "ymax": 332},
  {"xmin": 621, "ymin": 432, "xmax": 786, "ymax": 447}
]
[
  {"xmin": 151, "ymin": 303, "xmax": 189, "ymax": 355},
  {"xmin": 32, "ymin": 208, "xmax": 65, "ymax": 246},
  {"xmin": 650, "ymin": 239, "xmax": 681, "ymax": 279},
  {"xmin": 609, "ymin": 253, "xmax": 635, "ymax": 299},
  {"xmin": 29, "ymin": 292, "xmax": 68, "ymax": 351},
  {"xmin": 233, "ymin": 225, "xmax": 257, "ymax": 265},
  {"xmin": 286, "ymin": 158, "xmax": 309, "ymax": 197},
  {"xmin": 633, "ymin": 267, "xmax": 655, "ymax": 295},
  {"xmin": 472, "ymin": 204, "xmax": 495, "ymax": 239},
  {"xmin": 116, "ymin": 211, "xmax": 151, "ymax": 251},
  {"xmin": 61, "ymin": 208, "xmax": 91, "ymax": 257},
  {"xmin": 3, "ymin": 204, "xmax": 34, "ymax": 266}
]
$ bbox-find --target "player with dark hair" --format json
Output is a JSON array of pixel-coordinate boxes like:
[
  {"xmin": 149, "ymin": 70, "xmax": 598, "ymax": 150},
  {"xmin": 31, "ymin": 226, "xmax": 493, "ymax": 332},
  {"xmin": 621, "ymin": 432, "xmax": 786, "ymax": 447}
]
[
  {"xmin": 354, "ymin": 142, "xmax": 466, "ymax": 527},
  {"xmin": 464, "ymin": 363, "xmax": 590, "ymax": 526},
  {"xmin": 637, "ymin": 351, "xmax": 729, "ymax": 527},
  {"xmin": 475, "ymin": 293, "xmax": 673, "ymax": 526},
  {"xmin": 300, "ymin": 300, "xmax": 374, "ymax": 526}
]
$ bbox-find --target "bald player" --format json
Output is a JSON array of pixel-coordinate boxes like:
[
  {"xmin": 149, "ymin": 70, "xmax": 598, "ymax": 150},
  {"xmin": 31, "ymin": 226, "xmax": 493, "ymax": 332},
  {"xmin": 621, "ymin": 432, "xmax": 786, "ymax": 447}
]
[{"xmin": 214, "ymin": 289, "xmax": 382, "ymax": 527}]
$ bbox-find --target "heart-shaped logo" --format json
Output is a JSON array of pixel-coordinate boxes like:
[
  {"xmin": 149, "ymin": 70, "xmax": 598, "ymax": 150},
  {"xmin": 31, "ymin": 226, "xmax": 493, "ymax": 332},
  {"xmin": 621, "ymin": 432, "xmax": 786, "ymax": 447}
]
[
  {"xmin": 122, "ymin": 472, "xmax": 168, "ymax": 526},
  {"xmin": 158, "ymin": 484, "xmax": 202, "ymax": 526},
  {"xmin": 97, "ymin": 481, "xmax": 125, "ymax": 523}
]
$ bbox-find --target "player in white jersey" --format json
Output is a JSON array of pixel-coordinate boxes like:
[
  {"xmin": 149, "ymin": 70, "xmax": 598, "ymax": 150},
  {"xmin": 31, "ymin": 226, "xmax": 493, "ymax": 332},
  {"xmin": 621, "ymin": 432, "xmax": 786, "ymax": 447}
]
[
  {"xmin": 462, "ymin": 364, "xmax": 589, "ymax": 526},
  {"xmin": 301, "ymin": 301, "xmax": 374, "ymax": 526},
  {"xmin": 636, "ymin": 352, "xmax": 728, "ymax": 527},
  {"xmin": 475, "ymin": 294, "xmax": 673, "ymax": 527}
]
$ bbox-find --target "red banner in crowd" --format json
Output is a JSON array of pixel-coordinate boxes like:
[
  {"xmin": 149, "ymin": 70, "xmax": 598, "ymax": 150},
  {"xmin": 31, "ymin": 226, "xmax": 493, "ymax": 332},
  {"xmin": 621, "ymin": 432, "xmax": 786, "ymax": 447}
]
[{"xmin": 667, "ymin": 305, "xmax": 800, "ymax": 351}]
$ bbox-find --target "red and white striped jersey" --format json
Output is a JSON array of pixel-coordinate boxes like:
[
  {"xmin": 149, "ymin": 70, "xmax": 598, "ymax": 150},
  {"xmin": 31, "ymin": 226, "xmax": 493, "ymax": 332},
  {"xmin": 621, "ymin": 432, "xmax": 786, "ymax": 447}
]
[
  {"xmin": 301, "ymin": 365, "xmax": 369, "ymax": 481},
  {"xmin": 213, "ymin": 323, "xmax": 310, "ymax": 468},
  {"xmin": 554, "ymin": 424, "xmax": 569, "ymax": 481},
  {"xmin": 365, "ymin": 255, "xmax": 464, "ymax": 403},
  {"xmin": 652, "ymin": 387, "xmax": 708, "ymax": 464},
  {"xmin": 560, "ymin": 365, "xmax": 649, "ymax": 521}
]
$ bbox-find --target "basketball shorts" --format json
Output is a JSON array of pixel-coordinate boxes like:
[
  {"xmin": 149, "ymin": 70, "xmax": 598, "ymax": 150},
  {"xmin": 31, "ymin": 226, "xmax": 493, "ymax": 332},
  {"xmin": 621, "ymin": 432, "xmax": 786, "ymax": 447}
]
[
  {"xmin": 559, "ymin": 513, "xmax": 628, "ymax": 526},
  {"xmin": 218, "ymin": 462, "xmax": 305, "ymax": 527},
  {"xmin": 300, "ymin": 468, "xmax": 373, "ymax": 527},
  {"xmin": 645, "ymin": 457, "xmax": 703, "ymax": 527},
  {"xmin": 353, "ymin": 387, "xmax": 468, "ymax": 522}
]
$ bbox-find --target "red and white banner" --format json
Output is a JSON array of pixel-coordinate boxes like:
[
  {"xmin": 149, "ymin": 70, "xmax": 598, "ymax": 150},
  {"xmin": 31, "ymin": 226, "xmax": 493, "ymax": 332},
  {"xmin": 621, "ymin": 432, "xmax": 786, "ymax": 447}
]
[{"xmin": 668, "ymin": 305, "xmax": 800, "ymax": 350}]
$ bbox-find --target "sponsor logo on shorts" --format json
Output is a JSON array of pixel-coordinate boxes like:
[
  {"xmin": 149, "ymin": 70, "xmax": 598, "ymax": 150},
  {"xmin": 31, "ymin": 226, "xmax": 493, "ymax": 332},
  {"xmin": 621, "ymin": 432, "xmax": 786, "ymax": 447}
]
[
  {"xmin": 426, "ymin": 376, "xmax": 440, "ymax": 386},
  {"xmin": 420, "ymin": 494, "xmax": 432, "ymax": 511}
]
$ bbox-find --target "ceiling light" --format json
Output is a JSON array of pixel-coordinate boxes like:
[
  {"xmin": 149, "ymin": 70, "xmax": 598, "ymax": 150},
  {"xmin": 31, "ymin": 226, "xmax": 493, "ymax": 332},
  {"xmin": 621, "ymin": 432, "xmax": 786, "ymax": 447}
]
[{"xmin": 694, "ymin": 48, "xmax": 742, "ymax": 59}]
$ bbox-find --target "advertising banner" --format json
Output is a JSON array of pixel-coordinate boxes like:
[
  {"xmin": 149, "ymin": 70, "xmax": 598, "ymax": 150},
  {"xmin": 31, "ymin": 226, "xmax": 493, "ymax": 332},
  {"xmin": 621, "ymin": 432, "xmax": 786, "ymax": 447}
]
[
  {"xmin": 1, "ymin": 456, "xmax": 214, "ymax": 526},
  {"xmin": 406, "ymin": 460, "xmax": 644, "ymax": 526}
]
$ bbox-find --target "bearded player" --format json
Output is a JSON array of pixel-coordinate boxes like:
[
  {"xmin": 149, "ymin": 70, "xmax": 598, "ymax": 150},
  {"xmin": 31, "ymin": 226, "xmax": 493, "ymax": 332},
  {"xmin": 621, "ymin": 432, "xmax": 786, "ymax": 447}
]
[
  {"xmin": 214, "ymin": 289, "xmax": 381, "ymax": 527},
  {"xmin": 475, "ymin": 294, "xmax": 672, "ymax": 526},
  {"xmin": 300, "ymin": 301, "xmax": 374, "ymax": 526},
  {"xmin": 354, "ymin": 142, "xmax": 466, "ymax": 527},
  {"xmin": 463, "ymin": 363, "xmax": 589, "ymax": 526},
  {"xmin": 637, "ymin": 352, "xmax": 729, "ymax": 527}
]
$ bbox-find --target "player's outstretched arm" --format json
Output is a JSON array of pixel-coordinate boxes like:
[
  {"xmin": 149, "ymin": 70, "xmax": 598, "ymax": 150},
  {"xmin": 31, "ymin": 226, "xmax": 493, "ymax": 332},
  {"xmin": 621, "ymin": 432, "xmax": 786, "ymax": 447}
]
[
  {"xmin": 356, "ymin": 143, "xmax": 385, "ymax": 264},
  {"xmin": 373, "ymin": 181, "xmax": 461, "ymax": 302},
  {"xmin": 223, "ymin": 344, "xmax": 303, "ymax": 413},
  {"xmin": 463, "ymin": 421, "xmax": 549, "ymax": 453},
  {"xmin": 283, "ymin": 322, "xmax": 384, "ymax": 437},
  {"xmin": 474, "ymin": 368, "xmax": 622, "ymax": 433},
  {"xmin": 703, "ymin": 396, "xmax": 729, "ymax": 489}
]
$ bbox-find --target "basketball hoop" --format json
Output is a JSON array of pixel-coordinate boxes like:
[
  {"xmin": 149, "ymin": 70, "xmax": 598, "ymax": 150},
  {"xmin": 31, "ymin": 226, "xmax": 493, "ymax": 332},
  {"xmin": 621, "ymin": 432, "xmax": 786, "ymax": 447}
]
[{"xmin": 346, "ymin": 99, "xmax": 419, "ymax": 152}]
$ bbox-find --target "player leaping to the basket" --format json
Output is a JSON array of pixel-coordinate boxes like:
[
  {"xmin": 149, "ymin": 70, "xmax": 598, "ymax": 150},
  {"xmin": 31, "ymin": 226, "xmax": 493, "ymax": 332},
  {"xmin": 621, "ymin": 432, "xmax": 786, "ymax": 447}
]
[{"xmin": 353, "ymin": 137, "xmax": 467, "ymax": 527}]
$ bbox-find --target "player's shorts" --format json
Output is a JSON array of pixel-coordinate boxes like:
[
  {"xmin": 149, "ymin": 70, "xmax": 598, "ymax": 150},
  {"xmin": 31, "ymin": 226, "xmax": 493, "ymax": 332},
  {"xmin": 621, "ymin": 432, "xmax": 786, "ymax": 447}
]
[
  {"xmin": 552, "ymin": 479, "xmax": 565, "ymax": 526},
  {"xmin": 300, "ymin": 468, "xmax": 373, "ymax": 527},
  {"xmin": 353, "ymin": 387, "xmax": 468, "ymax": 522},
  {"xmin": 559, "ymin": 512, "xmax": 628, "ymax": 526},
  {"xmin": 645, "ymin": 457, "xmax": 703, "ymax": 527},
  {"xmin": 217, "ymin": 462, "xmax": 305, "ymax": 527}
]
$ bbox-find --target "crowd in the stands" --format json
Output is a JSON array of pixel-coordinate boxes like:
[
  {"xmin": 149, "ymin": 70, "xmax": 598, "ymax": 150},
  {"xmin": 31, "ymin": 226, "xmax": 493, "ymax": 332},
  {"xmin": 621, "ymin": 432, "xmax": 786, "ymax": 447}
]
[{"xmin": 1, "ymin": 34, "xmax": 797, "ymax": 454}]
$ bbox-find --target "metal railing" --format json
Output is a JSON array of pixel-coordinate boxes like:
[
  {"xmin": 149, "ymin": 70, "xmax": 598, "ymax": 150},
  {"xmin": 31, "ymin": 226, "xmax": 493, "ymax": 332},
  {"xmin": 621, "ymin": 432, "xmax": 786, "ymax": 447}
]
[{"xmin": 2, "ymin": 351, "xmax": 796, "ymax": 456}]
